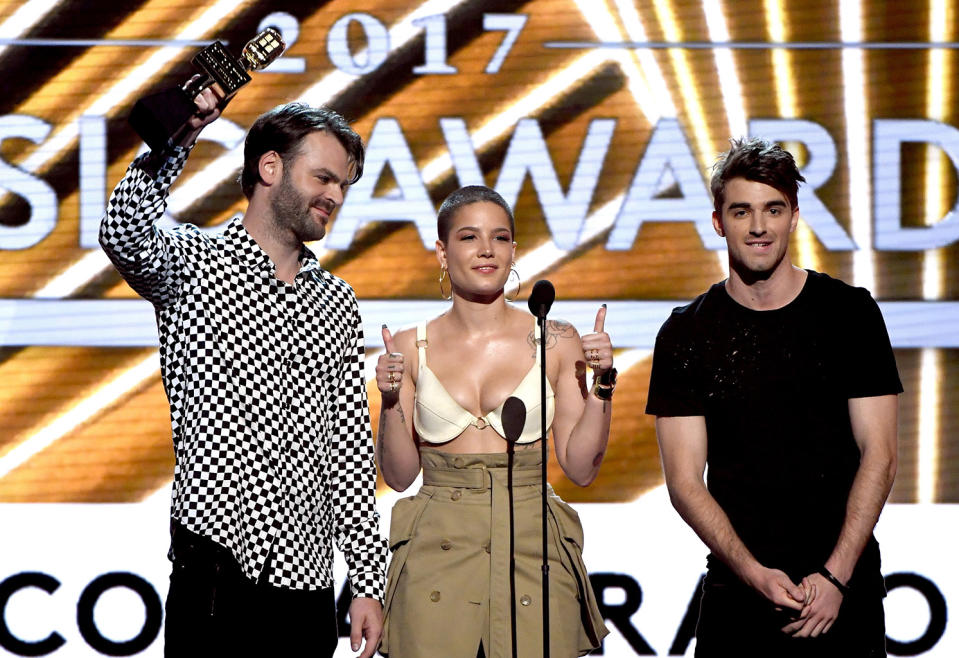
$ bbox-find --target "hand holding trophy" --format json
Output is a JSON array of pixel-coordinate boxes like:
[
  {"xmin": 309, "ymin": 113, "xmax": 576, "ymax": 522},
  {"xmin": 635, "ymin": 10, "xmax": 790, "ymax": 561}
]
[{"xmin": 130, "ymin": 28, "xmax": 286, "ymax": 151}]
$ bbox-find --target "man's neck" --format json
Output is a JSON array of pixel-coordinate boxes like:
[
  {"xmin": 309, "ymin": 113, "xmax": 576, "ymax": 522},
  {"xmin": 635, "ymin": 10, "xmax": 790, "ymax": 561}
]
[
  {"xmin": 725, "ymin": 262, "xmax": 807, "ymax": 311},
  {"xmin": 243, "ymin": 200, "xmax": 302, "ymax": 284}
]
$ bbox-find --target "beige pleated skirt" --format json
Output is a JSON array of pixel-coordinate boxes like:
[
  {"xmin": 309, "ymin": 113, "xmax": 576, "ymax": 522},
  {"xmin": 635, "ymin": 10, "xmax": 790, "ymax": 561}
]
[{"xmin": 380, "ymin": 448, "xmax": 609, "ymax": 657}]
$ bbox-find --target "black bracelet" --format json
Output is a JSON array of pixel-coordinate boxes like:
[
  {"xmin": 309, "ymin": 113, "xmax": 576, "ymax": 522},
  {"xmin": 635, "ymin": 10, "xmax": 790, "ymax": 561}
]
[
  {"xmin": 591, "ymin": 367, "xmax": 617, "ymax": 401},
  {"xmin": 818, "ymin": 567, "xmax": 850, "ymax": 596}
]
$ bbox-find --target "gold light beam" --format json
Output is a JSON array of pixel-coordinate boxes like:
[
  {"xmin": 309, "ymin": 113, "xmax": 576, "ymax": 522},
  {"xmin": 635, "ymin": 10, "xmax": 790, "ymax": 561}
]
[
  {"xmin": 0, "ymin": 352, "xmax": 159, "ymax": 480},
  {"xmin": 763, "ymin": 0, "xmax": 817, "ymax": 272},
  {"xmin": 917, "ymin": 0, "xmax": 952, "ymax": 503},
  {"xmin": 0, "ymin": 0, "xmax": 64, "ymax": 60},
  {"xmin": 650, "ymin": 0, "xmax": 715, "ymax": 166},
  {"xmin": 701, "ymin": 0, "xmax": 747, "ymax": 139},
  {"xmin": 840, "ymin": 0, "xmax": 874, "ymax": 290}
]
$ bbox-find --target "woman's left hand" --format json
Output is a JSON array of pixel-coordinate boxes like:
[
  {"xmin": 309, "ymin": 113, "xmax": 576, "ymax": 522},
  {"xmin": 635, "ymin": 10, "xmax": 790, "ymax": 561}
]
[{"xmin": 581, "ymin": 304, "xmax": 613, "ymax": 373}]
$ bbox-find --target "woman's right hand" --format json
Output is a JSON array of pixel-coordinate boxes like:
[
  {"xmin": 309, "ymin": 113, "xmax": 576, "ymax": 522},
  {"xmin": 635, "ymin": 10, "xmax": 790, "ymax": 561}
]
[{"xmin": 376, "ymin": 325, "xmax": 405, "ymax": 399}]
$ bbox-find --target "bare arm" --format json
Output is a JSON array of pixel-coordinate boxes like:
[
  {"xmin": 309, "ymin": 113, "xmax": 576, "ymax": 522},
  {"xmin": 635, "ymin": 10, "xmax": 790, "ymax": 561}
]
[
  {"xmin": 374, "ymin": 326, "xmax": 420, "ymax": 491},
  {"xmin": 550, "ymin": 307, "xmax": 612, "ymax": 486},
  {"xmin": 827, "ymin": 394, "xmax": 899, "ymax": 581},
  {"xmin": 656, "ymin": 415, "xmax": 806, "ymax": 609},
  {"xmin": 785, "ymin": 394, "xmax": 898, "ymax": 637}
]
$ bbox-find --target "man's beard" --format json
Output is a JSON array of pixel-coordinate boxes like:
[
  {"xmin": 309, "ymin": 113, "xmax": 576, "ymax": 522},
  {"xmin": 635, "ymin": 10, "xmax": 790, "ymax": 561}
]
[{"xmin": 269, "ymin": 174, "xmax": 329, "ymax": 243}]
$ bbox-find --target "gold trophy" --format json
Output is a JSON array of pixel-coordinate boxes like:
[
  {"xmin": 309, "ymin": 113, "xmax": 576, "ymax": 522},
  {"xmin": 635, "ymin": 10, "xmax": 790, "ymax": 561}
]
[{"xmin": 130, "ymin": 28, "xmax": 286, "ymax": 151}]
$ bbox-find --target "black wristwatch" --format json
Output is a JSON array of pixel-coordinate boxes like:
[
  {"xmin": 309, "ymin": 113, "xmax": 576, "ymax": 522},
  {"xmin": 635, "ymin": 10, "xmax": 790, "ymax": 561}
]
[
  {"xmin": 818, "ymin": 567, "xmax": 850, "ymax": 596},
  {"xmin": 592, "ymin": 368, "xmax": 617, "ymax": 401}
]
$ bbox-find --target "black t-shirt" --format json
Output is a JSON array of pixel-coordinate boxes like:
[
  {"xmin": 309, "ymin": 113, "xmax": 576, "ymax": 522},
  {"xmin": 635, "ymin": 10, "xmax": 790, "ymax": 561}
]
[{"xmin": 646, "ymin": 271, "xmax": 902, "ymax": 587}]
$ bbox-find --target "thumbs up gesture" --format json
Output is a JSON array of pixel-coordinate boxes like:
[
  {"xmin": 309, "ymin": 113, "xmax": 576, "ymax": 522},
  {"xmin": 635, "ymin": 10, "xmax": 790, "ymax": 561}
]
[
  {"xmin": 376, "ymin": 325, "xmax": 405, "ymax": 398},
  {"xmin": 581, "ymin": 304, "xmax": 613, "ymax": 374}
]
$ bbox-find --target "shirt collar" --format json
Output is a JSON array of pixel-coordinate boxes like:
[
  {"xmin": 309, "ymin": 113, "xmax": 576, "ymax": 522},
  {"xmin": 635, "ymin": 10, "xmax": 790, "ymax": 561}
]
[{"xmin": 223, "ymin": 216, "xmax": 323, "ymax": 279}]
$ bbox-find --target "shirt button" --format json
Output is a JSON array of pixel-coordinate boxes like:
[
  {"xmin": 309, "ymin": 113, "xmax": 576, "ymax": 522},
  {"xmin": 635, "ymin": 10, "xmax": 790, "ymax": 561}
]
[
  {"xmin": 440, "ymin": 540, "xmax": 452, "ymax": 551},
  {"xmin": 520, "ymin": 594, "xmax": 532, "ymax": 606},
  {"xmin": 450, "ymin": 490, "xmax": 462, "ymax": 501},
  {"xmin": 430, "ymin": 591, "xmax": 441, "ymax": 602},
  {"xmin": 453, "ymin": 457, "xmax": 465, "ymax": 468}
]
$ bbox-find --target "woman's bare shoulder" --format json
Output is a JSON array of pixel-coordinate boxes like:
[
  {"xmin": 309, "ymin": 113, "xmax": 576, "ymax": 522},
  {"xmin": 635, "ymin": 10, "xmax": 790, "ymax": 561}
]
[
  {"xmin": 544, "ymin": 317, "xmax": 582, "ymax": 346},
  {"xmin": 389, "ymin": 325, "xmax": 418, "ymax": 353}
]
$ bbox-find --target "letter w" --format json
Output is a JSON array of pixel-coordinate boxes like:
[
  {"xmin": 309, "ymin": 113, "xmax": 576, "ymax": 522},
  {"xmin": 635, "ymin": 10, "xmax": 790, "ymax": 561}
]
[{"xmin": 494, "ymin": 118, "xmax": 615, "ymax": 250}]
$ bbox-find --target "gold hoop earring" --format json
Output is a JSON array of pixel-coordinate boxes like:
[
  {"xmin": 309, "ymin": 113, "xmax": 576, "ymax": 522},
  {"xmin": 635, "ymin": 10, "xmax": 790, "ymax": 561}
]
[
  {"xmin": 505, "ymin": 266, "xmax": 521, "ymax": 302},
  {"xmin": 438, "ymin": 268, "xmax": 452, "ymax": 300}
]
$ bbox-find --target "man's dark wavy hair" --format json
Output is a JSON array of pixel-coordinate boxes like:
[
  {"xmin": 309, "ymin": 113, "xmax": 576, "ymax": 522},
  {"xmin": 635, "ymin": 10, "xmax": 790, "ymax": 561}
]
[
  {"xmin": 710, "ymin": 137, "xmax": 805, "ymax": 214},
  {"xmin": 239, "ymin": 103, "xmax": 364, "ymax": 199}
]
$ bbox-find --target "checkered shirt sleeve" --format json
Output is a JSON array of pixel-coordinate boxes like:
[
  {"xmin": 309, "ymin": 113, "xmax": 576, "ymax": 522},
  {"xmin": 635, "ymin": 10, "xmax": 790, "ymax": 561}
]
[
  {"xmin": 329, "ymin": 301, "xmax": 388, "ymax": 601},
  {"xmin": 98, "ymin": 148, "xmax": 192, "ymax": 308}
]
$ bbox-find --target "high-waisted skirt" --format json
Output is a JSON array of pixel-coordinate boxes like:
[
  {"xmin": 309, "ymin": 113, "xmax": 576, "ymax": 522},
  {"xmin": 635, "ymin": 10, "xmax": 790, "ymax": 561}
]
[{"xmin": 380, "ymin": 448, "xmax": 609, "ymax": 657}]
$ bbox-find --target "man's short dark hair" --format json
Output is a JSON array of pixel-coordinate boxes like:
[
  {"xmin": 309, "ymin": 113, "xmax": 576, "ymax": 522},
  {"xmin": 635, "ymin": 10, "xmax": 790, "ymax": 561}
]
[
  {"xmin": 239, "ymin": 103, "xmax": 364, "ymax": 199},
  {"xmin": 436, "ymin": 185, "xmax": 515, "ymax": 244},
  {"xmin": 710, "ymin": 137, "xmax": 805, "ymax": 214}
]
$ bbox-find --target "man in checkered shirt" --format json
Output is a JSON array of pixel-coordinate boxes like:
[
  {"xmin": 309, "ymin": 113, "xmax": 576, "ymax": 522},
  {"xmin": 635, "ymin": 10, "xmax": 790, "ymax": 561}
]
[{"xmin": 100, "ymin": 88, "xmax": 387, "ymax": 656}]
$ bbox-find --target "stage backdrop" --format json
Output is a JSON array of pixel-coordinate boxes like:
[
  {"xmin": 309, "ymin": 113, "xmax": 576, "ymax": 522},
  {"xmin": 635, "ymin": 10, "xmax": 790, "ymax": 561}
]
[{"xmin": 0, "ymin": 0, "xmax": 956, "ymax": 655}]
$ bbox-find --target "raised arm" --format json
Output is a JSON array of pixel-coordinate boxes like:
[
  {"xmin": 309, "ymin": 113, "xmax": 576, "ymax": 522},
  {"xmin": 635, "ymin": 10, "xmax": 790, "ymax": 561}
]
[
  {"xmin": 98, "ymin": 86, "xmax": 221, "ymax": 307},
  {"xmin": 374, "ymin": 325, "xmax": 421, "ymax": 491},
  {"xmin": 549, "ymin": 306, "xmax": 613, "ymax": 486},
  {"xmin": 656, "ymin": 415, "xmax": 806, "ymax": 610}
]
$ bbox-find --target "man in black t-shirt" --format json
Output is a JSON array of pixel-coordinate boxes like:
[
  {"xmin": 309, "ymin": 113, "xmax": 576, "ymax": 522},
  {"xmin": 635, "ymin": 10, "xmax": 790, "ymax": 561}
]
[{"xmin": 646, "ymin": 138, "xmax": 901, "ymax": 657}]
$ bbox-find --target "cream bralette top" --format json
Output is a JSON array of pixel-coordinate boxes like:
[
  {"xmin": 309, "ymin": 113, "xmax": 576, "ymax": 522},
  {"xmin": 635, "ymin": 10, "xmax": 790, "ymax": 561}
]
[{"xmin": 412, "ymin": 320, "xmax": 556, "ymax": 445}]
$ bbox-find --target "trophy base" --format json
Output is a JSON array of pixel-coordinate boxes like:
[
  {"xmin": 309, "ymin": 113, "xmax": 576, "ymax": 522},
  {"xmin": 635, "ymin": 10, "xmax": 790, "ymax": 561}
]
[{"xmin": 129, "ymin": 86, "xmax": 197, "ymax": 153}]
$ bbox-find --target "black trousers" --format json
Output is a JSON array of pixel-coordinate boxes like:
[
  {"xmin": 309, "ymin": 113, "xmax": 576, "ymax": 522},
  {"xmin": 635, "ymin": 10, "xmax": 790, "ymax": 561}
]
[
  {"xmin": 164, "ymin": 523, "xmax": 337, "ymax": 657},
  {"xmin": 695, "ymin": 574, "xmax": 886, "ymax": 658}
]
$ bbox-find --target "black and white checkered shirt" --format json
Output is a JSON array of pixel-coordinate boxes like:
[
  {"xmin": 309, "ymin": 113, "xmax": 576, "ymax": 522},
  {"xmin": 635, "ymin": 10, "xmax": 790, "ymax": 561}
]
[{"xmin": 100, "ymin": 147, "xmax": 386, "ymax": 600}]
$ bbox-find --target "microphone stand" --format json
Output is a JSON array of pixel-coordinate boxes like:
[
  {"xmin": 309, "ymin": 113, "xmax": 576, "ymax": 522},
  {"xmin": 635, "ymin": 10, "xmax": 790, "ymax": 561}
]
[
  {"xmin": 528, "ymin": 279, "xmax": 554, "ymax": 658},
  {"xmin": 508, "ymin": 436, "xmax": 518, "ymax": 658},
  {"xmin": 501, "ymin": 396, "xmax": 526, "ymax": 658},
  {"xmin": 537, "ymin": 311, "xmax": 550, "ymax": 658}
]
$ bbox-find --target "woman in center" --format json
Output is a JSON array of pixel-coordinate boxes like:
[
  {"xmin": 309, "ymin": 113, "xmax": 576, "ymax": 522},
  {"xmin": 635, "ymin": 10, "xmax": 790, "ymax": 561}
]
[{"xmin": 375, "ymin": 185, "xmax": 614, "ymax": 657}]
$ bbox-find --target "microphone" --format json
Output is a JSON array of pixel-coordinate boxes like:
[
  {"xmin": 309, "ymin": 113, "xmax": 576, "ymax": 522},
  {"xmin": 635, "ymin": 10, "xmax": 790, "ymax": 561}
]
[
  {"xmin": 502, "ymin": 396, "xmax": 527, "ymax": 444},
  {"xmin": 527, "ymin": 280, "xmax": 555, "ymax": 319}
]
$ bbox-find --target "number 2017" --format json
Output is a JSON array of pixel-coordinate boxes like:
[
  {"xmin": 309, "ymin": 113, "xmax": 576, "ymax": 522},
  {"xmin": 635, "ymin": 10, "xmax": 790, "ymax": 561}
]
[{"xmin": 259, "ymin": 11, "xmax": 529, "ymax": 77}]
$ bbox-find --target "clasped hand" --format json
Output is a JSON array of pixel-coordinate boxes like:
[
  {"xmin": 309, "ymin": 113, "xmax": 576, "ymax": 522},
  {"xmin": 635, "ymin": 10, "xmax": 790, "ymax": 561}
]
[
  {"xmin": 749, "ymin": 566, "xmax": 843, "ymax": 638},
  {"xmin": 780, "ymin": 571, "xmax": 844, "ymax": 637}
]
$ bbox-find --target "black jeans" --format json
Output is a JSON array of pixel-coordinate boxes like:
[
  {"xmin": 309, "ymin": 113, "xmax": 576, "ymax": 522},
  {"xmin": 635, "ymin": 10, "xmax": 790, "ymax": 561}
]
[
  {"xmin": 164, "ymin": 523, "xmax": 337, "ymax": 657},
  {"xmin": 695, "ymin": 573, "xmax": 886, "ymax": 658}
]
